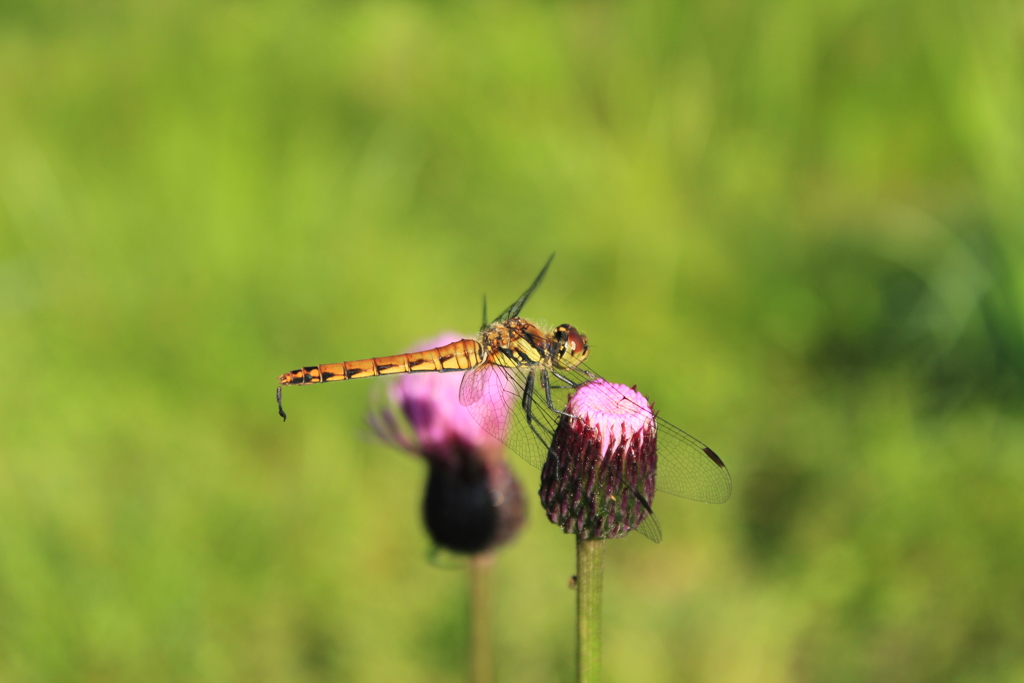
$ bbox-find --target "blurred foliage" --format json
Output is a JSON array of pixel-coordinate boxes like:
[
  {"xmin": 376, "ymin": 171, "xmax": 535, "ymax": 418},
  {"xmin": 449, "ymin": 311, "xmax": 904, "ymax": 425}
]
[{"xmin": 2, "ymin": 0, "xmax": 1024, "ymax": 681}]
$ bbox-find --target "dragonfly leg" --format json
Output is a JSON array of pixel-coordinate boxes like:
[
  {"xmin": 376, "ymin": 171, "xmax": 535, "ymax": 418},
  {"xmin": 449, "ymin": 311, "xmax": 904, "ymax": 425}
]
[
  {"xmin": 522, "ymin": 371, "xmax": 541, "ymax": 432},
  {"xmin": 542, "ymin": 370, "xmax": 577, "ymax": 418},
  {"xmin": 549, "ymin": 369, "xmax": 586, "ymax": 390},
  {"xmin": 542, "ymin": 371, "xmax": 558, "ymax": 412},
  {"xmin": 522, "ymin": 371, "xmax": 557, "ymax": 450},
  {"xmin": 521, "ymin": 370, "xmax": 535, "ymax": 417}
]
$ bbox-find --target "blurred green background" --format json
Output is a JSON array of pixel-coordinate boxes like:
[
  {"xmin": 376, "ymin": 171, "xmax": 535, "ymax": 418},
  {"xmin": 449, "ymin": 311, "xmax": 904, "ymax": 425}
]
[{"xmin": 2, "ymin": 1, "xmax": 1024, "ymax": 681}]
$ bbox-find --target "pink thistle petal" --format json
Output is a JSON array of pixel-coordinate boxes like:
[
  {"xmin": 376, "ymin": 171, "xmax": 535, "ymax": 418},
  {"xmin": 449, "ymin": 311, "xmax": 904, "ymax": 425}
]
[
  {"xmin": 370, "ymin": 331, "xmax": 524, "ymax": 553},
  {"xmin": 387, "ymin": 332, "xmax": 503, "ymax": 467},
  {"xmin": 564, "ymin": 381, "xmax": 654, "ymax": 459}
]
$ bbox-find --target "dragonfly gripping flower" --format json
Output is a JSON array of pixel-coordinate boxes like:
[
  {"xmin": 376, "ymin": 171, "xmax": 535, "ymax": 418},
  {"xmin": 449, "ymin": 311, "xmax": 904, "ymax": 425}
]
[
  {"xmin": 539, "ymin": 379, "xmax": 662, "ymax": 541},
  {"xmin": 278, "ymin": 254, "xmax": 731, "ymax": 515}
]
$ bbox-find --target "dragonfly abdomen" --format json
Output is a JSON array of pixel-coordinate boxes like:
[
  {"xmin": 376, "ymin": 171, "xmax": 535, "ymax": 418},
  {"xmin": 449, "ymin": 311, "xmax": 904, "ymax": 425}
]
[{"xmin": 278, "ymin": 339, "xmax": 484, "ymax": 386}]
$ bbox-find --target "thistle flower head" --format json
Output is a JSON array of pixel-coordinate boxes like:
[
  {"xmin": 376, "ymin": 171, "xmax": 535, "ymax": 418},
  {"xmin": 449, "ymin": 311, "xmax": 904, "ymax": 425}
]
[
  {"xmin": 539, "ymin": 379, "xmax": 657, "ymax": 540},
  {"xmin": 371, "ymin": 332, "xmax": 524, "ymax": 554}
]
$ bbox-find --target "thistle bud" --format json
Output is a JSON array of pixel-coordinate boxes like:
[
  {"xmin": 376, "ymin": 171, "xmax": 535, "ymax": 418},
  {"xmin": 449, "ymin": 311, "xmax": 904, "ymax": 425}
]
[
  {"xmin": 371, "ymin": 333, "xmax": 524, "ymax": 554},
  {"xmin": 539, "ymin": 380, "xmax": 657, "ymax": 540}
]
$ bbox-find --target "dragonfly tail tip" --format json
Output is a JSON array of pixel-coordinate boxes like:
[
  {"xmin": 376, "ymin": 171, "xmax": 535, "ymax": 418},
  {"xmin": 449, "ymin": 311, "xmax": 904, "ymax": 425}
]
[{"xmin": 276, "ymin": 386, "xmax": 288, "ymax": 421}]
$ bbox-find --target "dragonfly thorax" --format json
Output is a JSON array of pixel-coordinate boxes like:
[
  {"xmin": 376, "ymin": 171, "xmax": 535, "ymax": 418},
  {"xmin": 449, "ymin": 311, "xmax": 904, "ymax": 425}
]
[{"xmin": 479, "ymin": 318, "xmax": 588, "ymax": 370}]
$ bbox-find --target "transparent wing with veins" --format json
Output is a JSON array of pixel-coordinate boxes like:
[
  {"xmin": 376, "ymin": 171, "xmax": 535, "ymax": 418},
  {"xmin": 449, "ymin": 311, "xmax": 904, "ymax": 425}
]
[
  {"xmin": 459, "ymin": 362, "xmax": 568, "ymax": 469},
  {"xmin": 459, "ymin": 361, "xmax": 733, "ymax": 505},
  {"xmin": 485, "ymin": 254, "xmax": 556, "ymax": 327}
]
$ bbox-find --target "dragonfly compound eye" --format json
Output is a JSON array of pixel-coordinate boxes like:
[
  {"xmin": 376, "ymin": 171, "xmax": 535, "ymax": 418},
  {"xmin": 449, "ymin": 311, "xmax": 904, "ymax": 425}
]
[{"xmin": 555, "ymin": 324, "xmax": 589, "ymax": 365}]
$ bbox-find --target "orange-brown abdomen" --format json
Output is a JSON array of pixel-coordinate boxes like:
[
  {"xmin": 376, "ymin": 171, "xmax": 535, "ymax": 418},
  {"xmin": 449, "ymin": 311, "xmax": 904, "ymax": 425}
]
[{"xmin": 278, "ymin": 338, "xmax": 484, "ymax": 386}]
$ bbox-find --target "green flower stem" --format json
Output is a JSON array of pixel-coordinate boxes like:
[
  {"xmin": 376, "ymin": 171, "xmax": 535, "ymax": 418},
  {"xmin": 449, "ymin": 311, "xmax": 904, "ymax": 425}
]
[
  {"xmin": 469, "ymin": 553, "xmax": 494, "ymax": 683},
  {"xmin": 576, "ymin": 537, "xmax": 606, "ymax": 683}
]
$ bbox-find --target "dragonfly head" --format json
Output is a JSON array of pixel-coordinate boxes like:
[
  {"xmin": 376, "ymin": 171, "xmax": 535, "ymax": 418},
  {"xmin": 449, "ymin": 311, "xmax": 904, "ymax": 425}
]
[{"xmin": 554, "ymin": 324, "xmax": 589, "ymax": 368}]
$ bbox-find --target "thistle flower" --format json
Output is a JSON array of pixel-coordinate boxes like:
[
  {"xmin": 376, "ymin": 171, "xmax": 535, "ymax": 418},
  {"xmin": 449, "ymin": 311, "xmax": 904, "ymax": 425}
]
[
  {"xmin": 371, "ymin": 332, "xmax": 524, "ymax": 554},
  {"xmin": 539, "ymin": 379, "xmax": 657, "ymax": 540}
]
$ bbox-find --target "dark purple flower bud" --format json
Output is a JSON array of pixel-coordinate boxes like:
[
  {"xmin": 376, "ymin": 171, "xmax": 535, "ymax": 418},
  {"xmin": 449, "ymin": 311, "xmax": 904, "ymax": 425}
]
[
  {"xmin": 371, "ymin": 333, "xmax": 524, "ymax": 554},
  {"xmin": 539, "ymin": 380, "xmax": 657, "ymax": 540}
]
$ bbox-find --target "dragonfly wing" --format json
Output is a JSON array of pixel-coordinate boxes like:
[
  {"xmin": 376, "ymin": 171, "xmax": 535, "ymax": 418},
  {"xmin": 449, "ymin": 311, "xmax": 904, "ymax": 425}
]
[
  {"xmin": 489, "ymin": 254, "xmax": 556, "ymax": 324},
  {"xmin": 635, "ymin": 506, "xmax": 663, "ymax": 543},
  {"xmin": 461, "ymin": 357, "xmax": 732, "ymax": 506},
  {"xmin": 652, "ymin": 418, "xmax": 732, "ymax": 503},
  {"xmin": 458, "ymin": 363, "xmax": 491, "ymax": 407},
  {"xmin": 549, "ymin": 363, "xmax": 732, "ymax": 504},
  {"xmin": 460, "ymin": 364, "xmax": 568, "ymax": 469},
  {"xmin": 459, "ymin": 364, "xmax": 519, "ymax": 445}
]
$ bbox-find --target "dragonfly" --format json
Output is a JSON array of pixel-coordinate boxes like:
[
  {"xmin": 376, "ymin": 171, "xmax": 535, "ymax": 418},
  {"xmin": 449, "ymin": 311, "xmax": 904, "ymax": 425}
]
[{"xmin": 277, "ymin": 255, "xmax": 732, "ymax": 541}]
